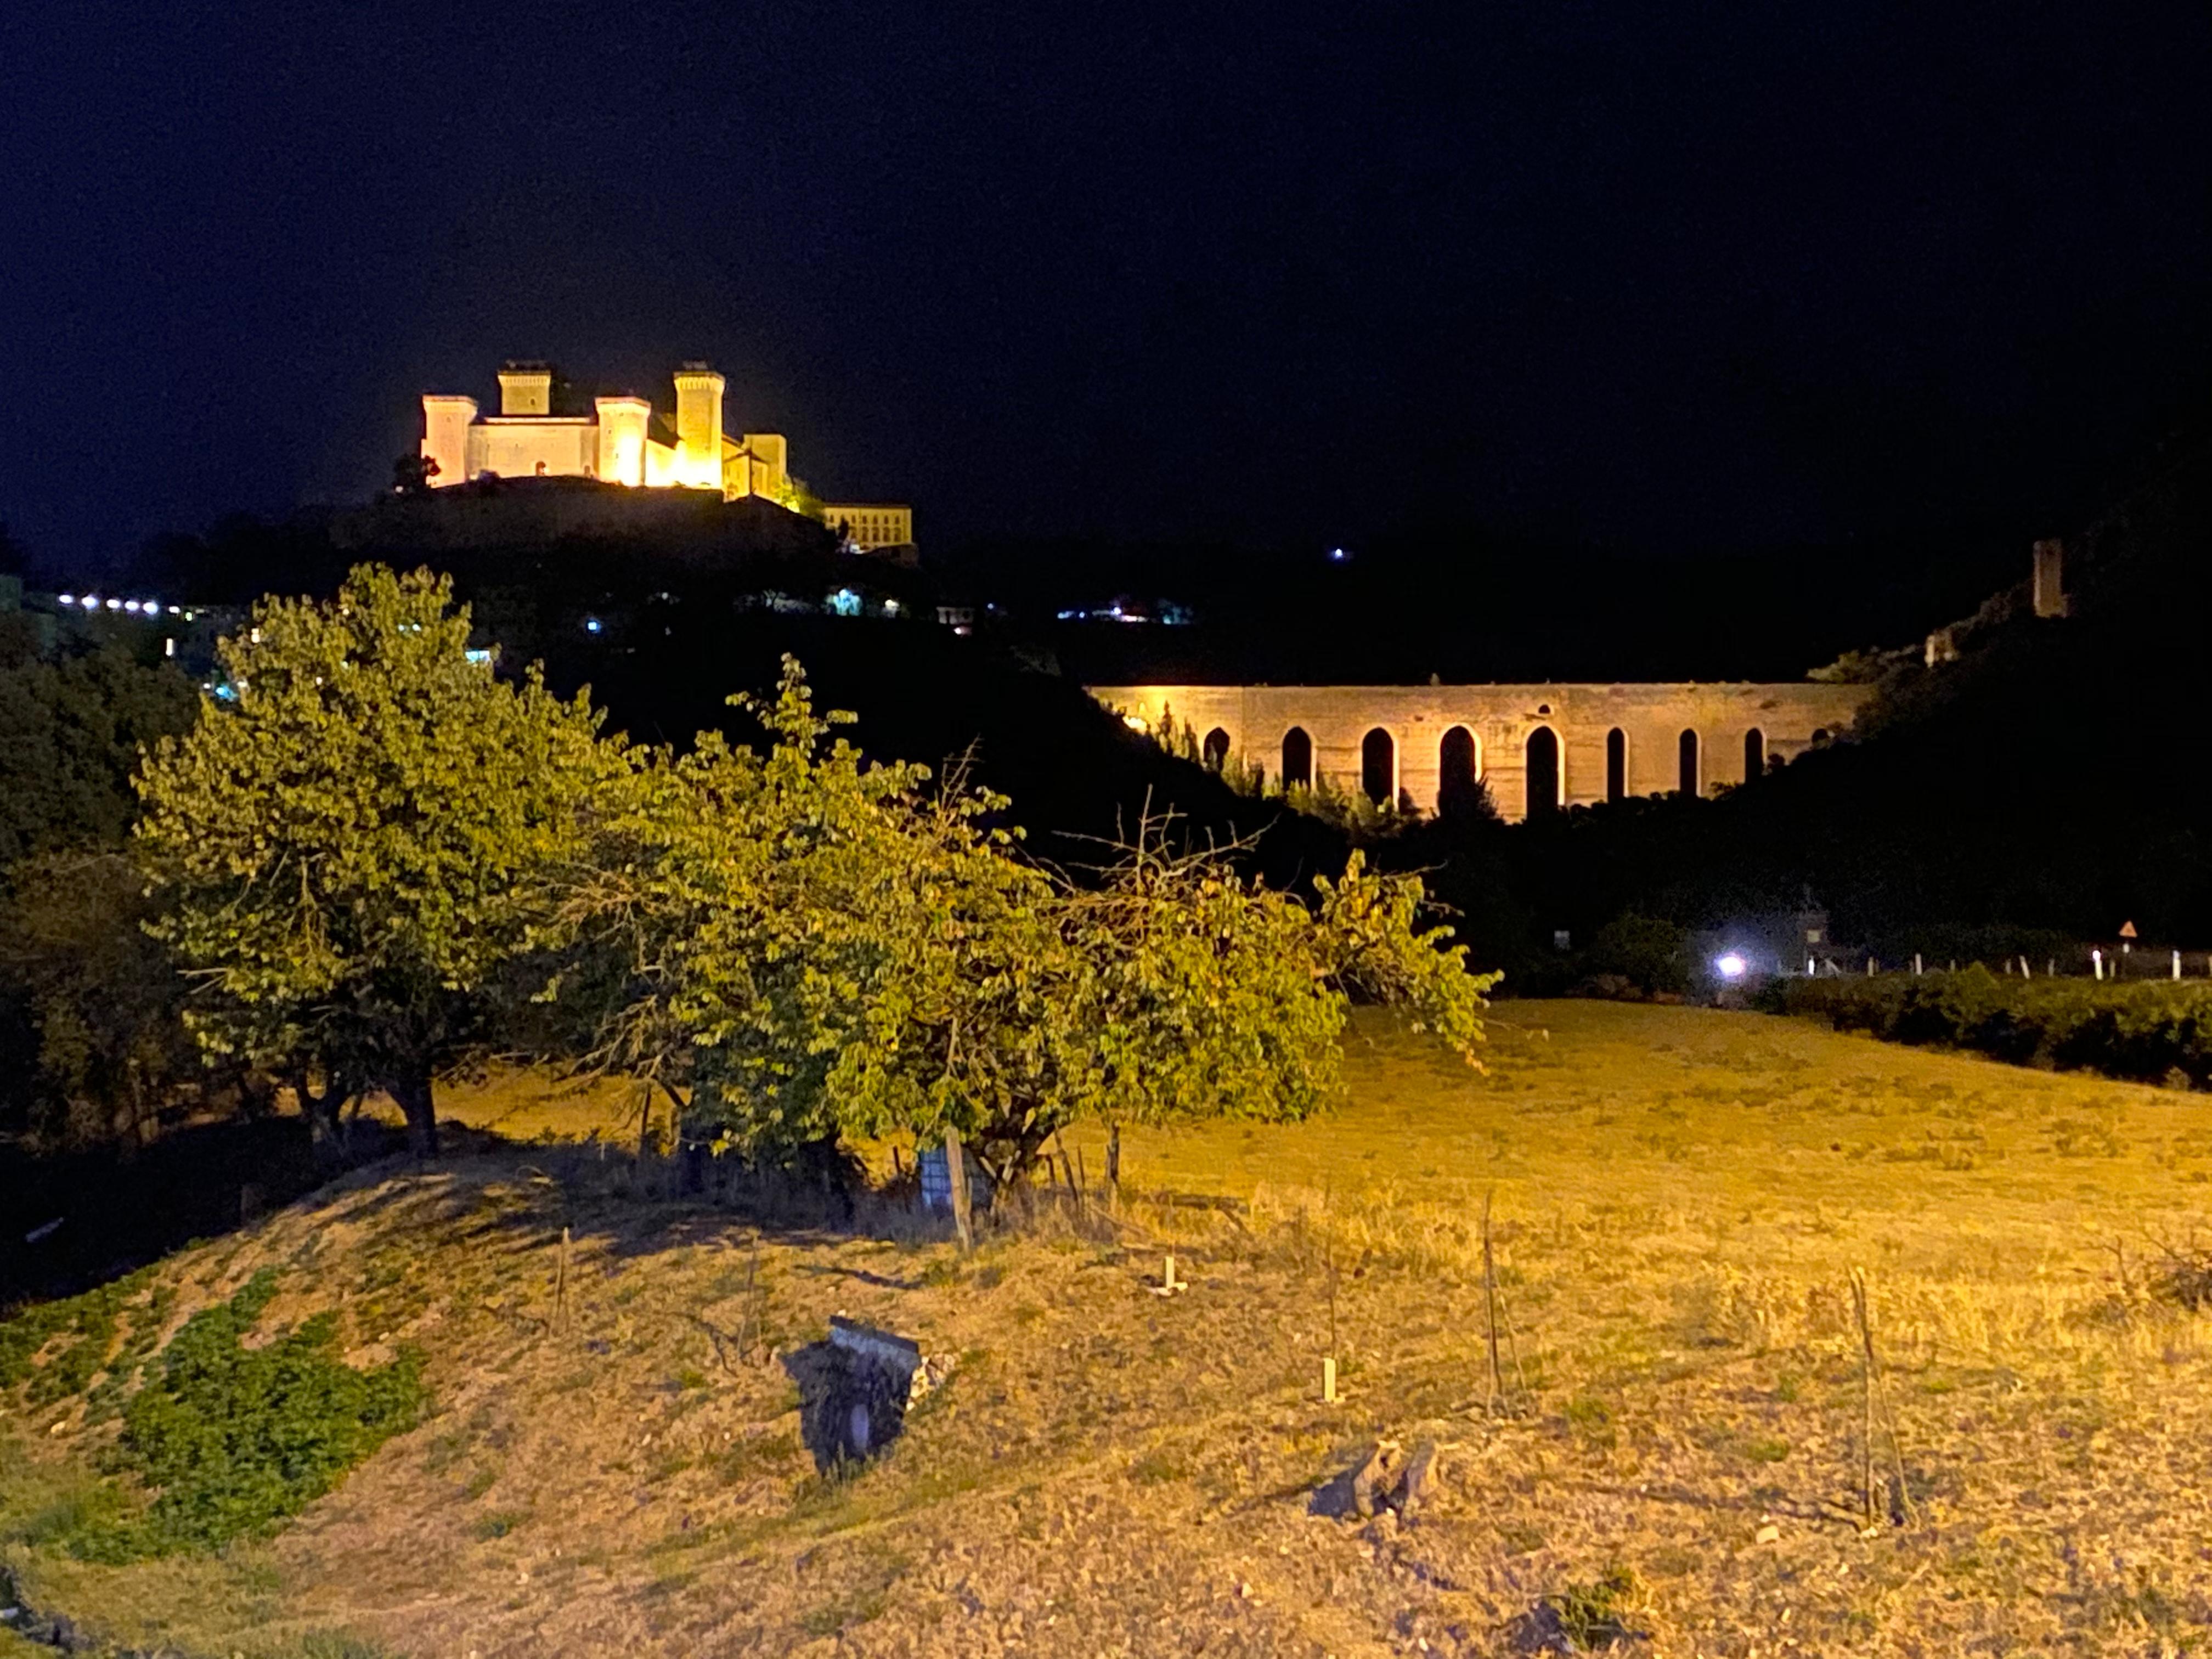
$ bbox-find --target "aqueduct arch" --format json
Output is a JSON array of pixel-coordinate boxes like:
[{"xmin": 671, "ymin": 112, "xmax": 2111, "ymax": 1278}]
[
  {"xmin": 1525, "ymin": 727, "xmax": 1561, "ymax": 816},
  {"xmin": 1093, "ymin": 680, "xmax": 1873, "ymax": 824},
  {"xmin": 1437, "ymin": 726, "xmax": 1481, "ymax": 816},
  {"xmin": 1360, "ymin": 727, "xmax": 1397, "ymax": 804}
]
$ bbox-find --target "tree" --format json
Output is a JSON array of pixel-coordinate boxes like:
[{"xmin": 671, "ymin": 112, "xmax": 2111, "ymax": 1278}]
[
  {"xmin": 545, "ymin": 657, "xmax": 1499, "ymax": 1190},
  {"xmin": 0, "ymin": 642, "xmax": 199, "ymax": 867},
  {"xmin": 133, "ymin": 565, "xmax": 626, "ymax": 1156},
  {"xmin": 0, "ymin": 850, "xmax": 205, "ymax": 1151}
]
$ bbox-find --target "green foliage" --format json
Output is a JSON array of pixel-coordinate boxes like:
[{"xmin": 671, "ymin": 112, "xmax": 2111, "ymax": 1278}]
[
  {"xmin": 1779, "ymin": 967, "xmax": 2212, "ymax": 1087},
  {"xmin": 0, "ymin": 850, "xmax": 203, "ymax": 1149},
  {"xmin": 1548, "ymin": 1565, "xmax": 1640, "ymax": 1647},
  {"xmin": 1280, "ymin": 774, "xmax": 1421, "ymax": 842},
  {"xmin": 3, "ymin": 1267, "xmax": 421, "ymax": 1560},
  {"xmin": 75, "ymin": 1271, "xmax": 419, "ymax": 1559},
  {"xmin": 0, "ymin": 639, "xmax": 198, "ymax": 868},
  {"xmin": 0, "ymin": 635, "xmax": 200, "ymax": 1143},
  {"xmin": 1583, "ymin": 913, "xmax": 1694, "ymax": 996},
  {"xmin": 543, "ymin": 657, "xmax": 1498, "ymax": 1185},
  {"xmin": 133, "ymin": 565, "xmax": 630, "ymax": 1153}
]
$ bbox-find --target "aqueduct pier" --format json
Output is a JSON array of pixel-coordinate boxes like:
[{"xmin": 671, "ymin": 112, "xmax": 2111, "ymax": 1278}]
[{"xmin": 1085, "ymin": 681, "xmax": 1875, "ymax": 823}]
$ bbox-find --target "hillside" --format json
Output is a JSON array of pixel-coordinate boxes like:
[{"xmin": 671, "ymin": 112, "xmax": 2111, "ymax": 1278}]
[{"xmin": 7, "ymin": 1005, "xmax": 2212, "ymax": 1656}]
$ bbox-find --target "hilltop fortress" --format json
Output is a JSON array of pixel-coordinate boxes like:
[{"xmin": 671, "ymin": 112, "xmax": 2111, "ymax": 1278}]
[{"xmin": 419, "ymin": 361, "xmax": 912, "ymax": 551}]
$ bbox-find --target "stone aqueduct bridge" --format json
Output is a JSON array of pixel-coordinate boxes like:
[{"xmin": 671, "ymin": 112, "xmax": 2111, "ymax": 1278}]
[{"xmin": 1084, "ymin": 681, "xmax": 1876, "ymax": 823}]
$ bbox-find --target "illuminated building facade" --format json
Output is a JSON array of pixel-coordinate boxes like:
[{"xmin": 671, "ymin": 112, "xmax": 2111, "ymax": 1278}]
[
  {"xmin": 419, "ymin": 361, "xmax": 913, "ymax": 549},
  {"xmin": 1086, "ymin": 680, "xmax": 1874, "ymax": 823}
]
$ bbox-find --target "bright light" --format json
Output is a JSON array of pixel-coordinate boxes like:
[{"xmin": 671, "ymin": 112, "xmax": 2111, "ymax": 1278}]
[
  {"xmin": 58, "ymin": 594, "xmax": 74, "ymax": 606},
  {"xmin": 124, "ymin": 600, "xmax": 142, "ymax": 613},
  {"xmin": 81, "ymin": 595, "xmax": 101, "ymax": 610},
  {"xmin": 1122, "ymin": 713, "xmax": 1149, "ymax": 732},
  {"xmin": 1329, "ymin": 546, "xmax": 1350, "ymax": 562},
  {"xmin": 104, "ymin": 597, "xmax": 122, "ymax": 610},
  {"xmin": 1715, "ymin": 953, "xmax": 1749, "ymax": 980},
  {"xmin": 584, "ymin": 616, "xmax": 603, "ymax": 634},
  {"xmin": 465, "ymin": 648, "xmax": 493, "ymax": 665}
]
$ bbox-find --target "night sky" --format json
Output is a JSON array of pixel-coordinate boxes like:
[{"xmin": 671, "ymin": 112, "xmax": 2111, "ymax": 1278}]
[{"xmin": 4, "ymin": 1, "xmax": 2207, "ymax": 583}]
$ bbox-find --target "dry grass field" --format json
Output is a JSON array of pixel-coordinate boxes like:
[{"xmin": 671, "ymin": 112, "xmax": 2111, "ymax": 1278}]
[{"xmin": 8, "ymin": 1001, "xmax": 2212, "ymax": 1657}]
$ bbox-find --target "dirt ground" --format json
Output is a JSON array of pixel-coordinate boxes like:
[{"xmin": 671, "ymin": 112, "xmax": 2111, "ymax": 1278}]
[{"xmin": 8, "ymin": 1000, "xmax": 2212, "ymax": 1657}]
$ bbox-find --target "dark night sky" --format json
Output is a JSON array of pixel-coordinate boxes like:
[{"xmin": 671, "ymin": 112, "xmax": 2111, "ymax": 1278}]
[{"xmin": 3, "ymin": 1, "xmax": 2207, "ymax": 583}]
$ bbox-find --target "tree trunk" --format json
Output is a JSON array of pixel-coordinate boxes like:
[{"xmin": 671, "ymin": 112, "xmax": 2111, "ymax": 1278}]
[
  {"xmin": 294, "ymin": 1069, "xmax": 347, "ymax": 1166},
  {"xmin": 393, "ymin": 1062, "xmax": 439, "ymax": 1159}
]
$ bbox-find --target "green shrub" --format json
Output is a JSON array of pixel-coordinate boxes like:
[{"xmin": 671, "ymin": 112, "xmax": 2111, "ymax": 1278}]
[
  {"xmin": 1583, "ymin": 914, "xmax": 1693, "ymax": 996},
  {"xmin": 5, "ymin": 1268, "xmax": 425, "ymax": 1560},
  {"xmin": 1779, "ymin": 969, "xmax": 2212, "ymax": 1087},
  {"xmin": 1549, "ymin": 1565, "xmax": 1640, "ymax": 1647},
  {"xmin": 0, "ymin": 1268, "xmax": 157, "ymax": 1400}
]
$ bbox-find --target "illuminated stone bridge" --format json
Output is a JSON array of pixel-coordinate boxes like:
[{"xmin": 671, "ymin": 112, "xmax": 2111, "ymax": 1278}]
[{"xmin": 1084, "ymin": 680, "xmax": 1875, "ymax": 822}]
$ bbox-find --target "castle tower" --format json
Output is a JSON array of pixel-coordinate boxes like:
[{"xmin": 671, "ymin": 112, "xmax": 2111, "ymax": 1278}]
[
  {"xmin": 420, "ymin": 394, "xmax": 478, "ymax": 487},
  {"xmin": 741, "ymin": 432, "xmax": 788, "ymax": 500},
  {"xmin": 594, "ymin": 396, "xmax": 652, "ymax": 487},
  {"xmin": 672, "ymin": 363, "xmax": 725, "ymax": 490},
  {"xmin": 496, "ymin": 362, "xmax": 552, "ymax": 415}
]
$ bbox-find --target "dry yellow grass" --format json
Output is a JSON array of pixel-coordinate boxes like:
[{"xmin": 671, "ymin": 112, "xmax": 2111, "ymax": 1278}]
[{"xmin": 7, "ymin": 1001, "xmax": 2212, "ymax": 1657}]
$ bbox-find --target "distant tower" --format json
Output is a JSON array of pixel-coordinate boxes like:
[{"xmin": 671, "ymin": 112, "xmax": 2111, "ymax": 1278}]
[
  {"xmin": 2032, "ymin": 538, "xmax": 2069, "ymax": 618},
  {"xmin": 672, "ymin": 363, "xmax": 726, "ymax": 490},
  {"xmin": 595, "ymin": 396, "xmax": 652, "ymax": 487},
  {"xmin": 420, "ymin": 394, "xmax": 478, "ymax": 487},
  {"xmin": 496, "ymin": 361, "xmax": 553, "ymax": 416}
]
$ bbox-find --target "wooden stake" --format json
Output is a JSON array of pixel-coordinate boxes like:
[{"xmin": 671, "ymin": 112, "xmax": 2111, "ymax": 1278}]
[
  {"xmin": 1322, "ymin": 1356, "xmax": 1338, "ymax": 1403},
  {"xmin": 1052, "ymin": 1128, "xmax": 1081, "ymax": 1216},
  {"xmin": 1325, "ymin": 1237, "xmax": 1340, "ymax": 1358},
  {"xmin": 1106, "ymin": 1122, "xmax": 1121, "ymax": 1191},
  {"xmin": 1482, "ymin": 1189, "xmax": 1505, "ymax": 1415},
  {"xmin": 1850, "ymin": 1268, "xmax": 1876, "ymax": 1521},
  {"xmin": 944, "ymin": 1127, "xmax": 974, "ymax": 1252},
  {"xmin": 553, "ymin": 1224, "xmax": 571, "ymax": 1333},
  {"xmin": 1849, "ymin": 1267, "xmax": 1914, "ymax": 1525}
]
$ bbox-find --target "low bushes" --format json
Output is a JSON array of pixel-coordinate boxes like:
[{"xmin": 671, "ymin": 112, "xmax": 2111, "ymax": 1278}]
[
  {"xmin": 3, "ymin": 1268, "xmax": 425, "ymax": 1559},
  {"xmin": 1771, "ymin": 966, "xmax": 2212, "ymax": 1087}
]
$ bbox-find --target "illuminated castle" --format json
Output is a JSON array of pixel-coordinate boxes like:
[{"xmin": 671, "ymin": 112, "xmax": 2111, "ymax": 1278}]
[{"xmin": 420, "ymin": 361, "xmax": 912, "ymax": 550}]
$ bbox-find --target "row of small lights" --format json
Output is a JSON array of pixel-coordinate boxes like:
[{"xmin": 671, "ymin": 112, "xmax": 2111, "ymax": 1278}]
[{"xmin": 58, "ymin": 594, "xmax": 187, "ymax": 617}]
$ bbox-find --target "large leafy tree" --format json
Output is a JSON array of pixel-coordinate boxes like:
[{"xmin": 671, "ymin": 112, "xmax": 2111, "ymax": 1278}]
[
  {"xmin": 546, "ymin": 658, "xmax": 1498, "ymax": 1189},
  {"xmin": 0, "ymin": 634, "xmax": 199, "ymax": 868},
  {"xmin": 134, "ymin": 565, "xmax": 624, "ymax": 1155}
]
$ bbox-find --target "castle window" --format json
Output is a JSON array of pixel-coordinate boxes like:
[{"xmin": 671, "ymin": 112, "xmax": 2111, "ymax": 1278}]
[
  {"xmin": 1281, "ymin": 726, "xmax": 1313, "ymax": 788},
  {"xmin": 1203, "ymin": 727, "xmax": 1231, "ymax": 770},
  {"xmin": 1743, "ymin": 728, "xmax": 1765, "ymax": 780},
  {"xmin": 1678, "ymin": 729, "xmax": 1700, "ymax": 796},
  {"xmin": 1361, "ymin": 728, "xmax": 1396, "ymax": 804},
  {"xmin": 1606, "ymin": 727, "xmax": 1627, "ymax": 802},
  {"xmin": 1525, "ymin": 727, "xmax": 1560, "ymax": 816}
]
